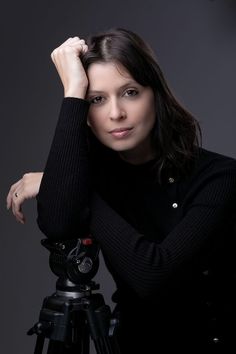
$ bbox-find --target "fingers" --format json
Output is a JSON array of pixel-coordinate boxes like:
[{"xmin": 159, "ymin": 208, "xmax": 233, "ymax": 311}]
[
  {"xmin": 11, "ymin": 191, "xmax": 26, "ymax": 224},
  {"xmin": 67, "ymin": 38, "xmax": 88, "ymax": 53},
  {"xmin": 6, "ymin": 179, "xmax": 21, "ymax": 209},
  {"xmin": 61, "ymin": 37, "xmax": 87, "ymax": 51},
  {"xmin": 51, "ymin": 36, "xmax": 88, "ymax": 63},
  {"xmin": 6, "ymin": 178, "xmax": 26, "ymax": 223},
  {"xmin": 7, "ymin": 183, "xmax": 25, "ymax": 224},
  {"xmin": 6, "ymin": 172, "xmax": 43, "ymax": 224},
  {"xmin": 50, "ymin": 36, "xmax": 89, "ymax": 98}
]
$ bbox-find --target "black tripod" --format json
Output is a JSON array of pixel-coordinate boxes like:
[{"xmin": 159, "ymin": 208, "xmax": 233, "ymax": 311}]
[{"xmin": 27, "ymin": 238, "xmax": 120, "ymax": 354}]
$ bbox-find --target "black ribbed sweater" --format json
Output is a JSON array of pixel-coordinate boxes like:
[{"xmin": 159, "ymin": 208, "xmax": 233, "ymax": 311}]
[{"xmin": 37, "ymin": 98, "xmax": 236, "ymax": 349}]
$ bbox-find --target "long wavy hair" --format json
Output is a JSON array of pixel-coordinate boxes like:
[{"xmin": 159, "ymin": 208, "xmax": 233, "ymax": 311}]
[{"xmin": 81, "ymin": 28, "xmax": 202, "ymax": 179}]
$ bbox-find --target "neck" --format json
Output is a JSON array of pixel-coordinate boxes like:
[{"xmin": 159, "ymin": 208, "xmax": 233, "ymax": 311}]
[{"xmin": 119, "ymin": 149, "xmax": 156, "ymax": 165}]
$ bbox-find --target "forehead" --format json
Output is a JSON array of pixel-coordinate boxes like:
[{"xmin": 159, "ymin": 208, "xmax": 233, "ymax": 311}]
[{"xmin": 87, "ymin": 62, "xmax": 136, "ymax": 92}]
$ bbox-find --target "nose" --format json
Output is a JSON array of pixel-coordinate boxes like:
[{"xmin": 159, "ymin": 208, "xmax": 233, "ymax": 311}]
[{"xmin": 109, "ymin": 98, "xmax": 126, "ymax": 121}]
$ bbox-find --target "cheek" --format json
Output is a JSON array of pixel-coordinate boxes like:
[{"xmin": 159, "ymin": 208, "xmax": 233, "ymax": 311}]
[
  {"xmin": 145, "ymin": 98, "xmax": 156, "ymax": 125},
  {"xmin": 136, "ymin": 102, "xmax": 156, "ymax": 127},
  {"xmin": 88, "ymin": 105, "xmax": 109, "ymax": 128}
]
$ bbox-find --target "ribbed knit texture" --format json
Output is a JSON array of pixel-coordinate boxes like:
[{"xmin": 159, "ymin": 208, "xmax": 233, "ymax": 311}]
[
  {"xmin": 37, "ymin": 98, "xmax": 236, "ymax": 350},
  {"xmin": 37, "ymin": 98, "xmax": 90, "ymax": 238}
]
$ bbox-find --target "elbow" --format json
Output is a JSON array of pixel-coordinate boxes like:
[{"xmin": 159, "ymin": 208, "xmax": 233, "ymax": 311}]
[
  {"xmin": 37, "ymin": 217, "xmax": 89, "ymax": 241},
  {"xmin": 36, "ymin": 207, "xmax": 90, "ymax": 241},
  {"xmin": 37, "ymin": 216, "xmax": 71, "ymax": 241}
]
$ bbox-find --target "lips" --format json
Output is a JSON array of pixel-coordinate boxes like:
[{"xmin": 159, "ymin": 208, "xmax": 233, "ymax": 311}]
[{"xmin": 109, "ymin": 127, "xmax": 133, "ymax": 138}]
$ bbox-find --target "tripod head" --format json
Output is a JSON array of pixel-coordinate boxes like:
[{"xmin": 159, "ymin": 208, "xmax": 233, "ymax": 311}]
[
  {"xmin": 41, "ymin": 237, "xmax": 100, "ymax": 294},
  {"xmin": 28, "ymin": 238, "xmax": 120, "ymax": 353}
]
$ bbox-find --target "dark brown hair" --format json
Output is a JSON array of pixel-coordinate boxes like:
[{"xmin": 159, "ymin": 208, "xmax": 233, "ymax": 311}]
[{"xmin": 81, "ymin": 28, "xmax": 201, "ymax": 179}]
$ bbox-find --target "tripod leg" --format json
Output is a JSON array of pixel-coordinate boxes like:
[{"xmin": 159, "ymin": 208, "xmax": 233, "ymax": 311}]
[
  {"xmin": 47, "ymin": 340, "xmax": 65, "ymax": 354},
  {"xmin": 85, "ymin": 296, "xmax": 121, "ymax": 354},
  {"xmin": 93, "ymin": 334, "xmax": 121, "ymax": 354},
  {"xmin": 94, "ymin": 337, "xmax": 117, "ymax": 354},
  {"xmin": 34, "ymin": 335, "xmax": 45, "ymax": 354},
  {"xmin": 45, "ymin": 323, "xmax": 91, "ymax": 354},
  {"xmin": 47, "ymin": 340, "xmax": 83, "ymax": 354}
]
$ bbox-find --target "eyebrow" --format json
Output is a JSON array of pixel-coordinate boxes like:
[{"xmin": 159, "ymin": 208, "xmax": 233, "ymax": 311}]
[{"xmin": 87, "ymin": 80, "xmax": 139, "ymax": 96}]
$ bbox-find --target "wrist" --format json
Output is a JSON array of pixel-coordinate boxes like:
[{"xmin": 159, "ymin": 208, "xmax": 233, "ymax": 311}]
[
  {"xmin": 64, "ymin": 82, "xmax": 88, "ymax": 99},
  {"xmin": 64, "ymin": 88, "xmax": 87, "ymax": 99}
]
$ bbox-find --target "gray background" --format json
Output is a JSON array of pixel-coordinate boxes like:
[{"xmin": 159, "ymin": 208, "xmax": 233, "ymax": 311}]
[{"xmin": 1, "ymin": 0, "xmax": 236, "ymax": 353}]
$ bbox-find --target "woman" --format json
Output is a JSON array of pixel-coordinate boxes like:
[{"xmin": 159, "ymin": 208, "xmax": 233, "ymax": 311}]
[{"xmin": 7, "ymin": 28, "xmax": 236, "ymax": 352}]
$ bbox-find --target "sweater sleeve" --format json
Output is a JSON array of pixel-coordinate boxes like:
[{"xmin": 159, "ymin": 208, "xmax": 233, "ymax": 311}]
[
  {"xmin": 89, "ymin": 166, "xmax": 236, "ymax": 297},
  {"xmin": 37, "ymin": 98, "xmax": 236, "ymax": 299},
  {"xmin": 37, "ymin": 97, "xmax": 91, "ymax": 239}
]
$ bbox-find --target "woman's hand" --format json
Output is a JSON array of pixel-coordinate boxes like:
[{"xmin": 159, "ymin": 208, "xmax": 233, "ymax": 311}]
[
  {"xmin": 51, "ymin": 36, "xmax": 89, "ymax": 98},
  {"xmin": 6, "ymin": 172, "xmax": 43, "ymax": 224}
]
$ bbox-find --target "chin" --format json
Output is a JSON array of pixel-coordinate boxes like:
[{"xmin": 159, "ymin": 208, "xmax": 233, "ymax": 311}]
[{"xmin": 106, "ymin": 139, "xmax": 136, "ymax": 150}]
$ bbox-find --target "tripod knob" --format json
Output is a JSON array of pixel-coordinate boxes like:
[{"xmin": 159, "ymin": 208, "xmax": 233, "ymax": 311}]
[
  {"xmin": 109, "ymin": 318, "xmax": 119, "ymax": 337},
  {"xmin": 27, "ymin": 321, "xmax": 53, "ymax": 336}
]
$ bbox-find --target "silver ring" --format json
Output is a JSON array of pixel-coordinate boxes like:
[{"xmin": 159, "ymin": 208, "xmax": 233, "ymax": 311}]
[{"xmin": 15, "ymin": 192, "xmax": 18, "ymax": 198}]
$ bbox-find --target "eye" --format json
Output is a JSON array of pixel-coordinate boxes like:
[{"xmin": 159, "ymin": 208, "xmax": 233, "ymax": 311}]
[
  {"xmin": 90, "ymin": 96, "xmax": 104, "ymax": 104},
  {"xmin": 124, "ymin": 89, "xmax": 138, "ymax": 97}
]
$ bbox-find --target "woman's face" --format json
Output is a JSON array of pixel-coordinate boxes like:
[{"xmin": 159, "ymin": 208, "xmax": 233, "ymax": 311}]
[{"xmin": 86, "ymin": 62, "xmax": 156, "ymax": 164}]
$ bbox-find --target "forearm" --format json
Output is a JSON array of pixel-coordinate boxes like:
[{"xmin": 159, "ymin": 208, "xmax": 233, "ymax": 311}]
[
  {"xmin": 90, "ymin": 168, "xmax": 236, "ymax": 298},
  {"xmin": 37, "ymin": 98, "xmax": 91, "ymax": 239}
]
